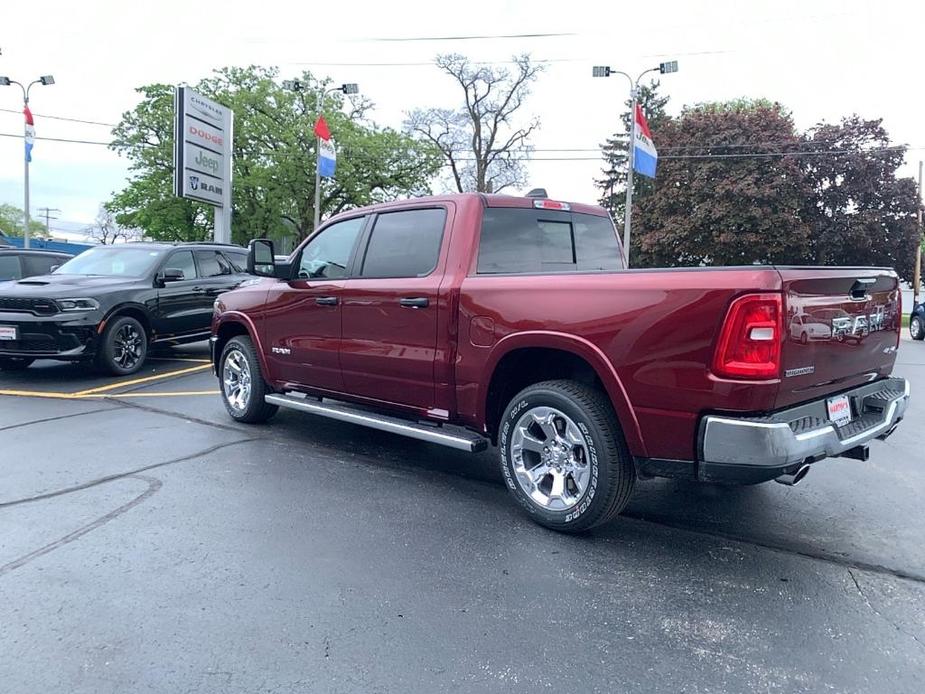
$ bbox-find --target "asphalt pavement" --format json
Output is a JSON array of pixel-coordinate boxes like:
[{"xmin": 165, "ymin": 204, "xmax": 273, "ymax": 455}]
[{"xmin": 1, "ymin": 340, "xmax": 924, "ymax": 693}]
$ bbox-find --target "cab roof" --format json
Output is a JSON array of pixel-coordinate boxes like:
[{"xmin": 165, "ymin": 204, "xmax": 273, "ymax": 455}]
[{"xmin": 335, "ymin": 193, "xmax": 610, "ymax": 219}]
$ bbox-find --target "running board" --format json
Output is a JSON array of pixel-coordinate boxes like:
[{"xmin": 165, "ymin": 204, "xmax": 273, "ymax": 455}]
[{"xmin": 265, "ymin": 394, "xmax": 488, "ymax": 453}]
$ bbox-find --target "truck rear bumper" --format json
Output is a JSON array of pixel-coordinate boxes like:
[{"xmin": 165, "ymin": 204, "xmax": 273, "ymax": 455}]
[{"xmin": 697, "ymin": 377, "xmax": 909, "ymax": 484}]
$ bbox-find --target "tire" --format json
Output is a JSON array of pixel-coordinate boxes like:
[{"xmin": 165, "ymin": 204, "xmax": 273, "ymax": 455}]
[
  {"xmin": 0, "ymin": 356, "xmax": 34, "ymax": 371},
  {"xmin": 498, "ymin": 380, "xmax": 635, "ymax": 533},
  {"xmin": 800, "ymin": 332, "xmax": 808, "ymax": 345},
  {"xmin": 96, "ymin": 315, "xmax": 148, "ymax": 375},
  {"xmin": 219, "ymin": 336, "xmax": 278, "ymax": 423},
  {"xmin": 911, "ymin": 316, "xmax": 925, "ymax": 341}
]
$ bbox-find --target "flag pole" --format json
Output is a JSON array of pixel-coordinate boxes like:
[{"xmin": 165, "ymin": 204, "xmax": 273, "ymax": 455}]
[
  {"xmin": 313, "ymin": 89, "xmax": 323, "ymax": 232},
  {"xmin": 623, "ymin": 91, "xmax": 637, "ymax": 268},
  {"xmin": 24, "ymin": 109, "xmax": 30, "ymax": 249}
]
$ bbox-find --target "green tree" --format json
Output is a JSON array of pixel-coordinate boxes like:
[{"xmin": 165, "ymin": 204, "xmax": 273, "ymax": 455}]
[
  {"xmin": 801, "ymin": 116, "xmax": 919, "ymax": 281},
  {"xmin": 109, "ymin": 66, "xmax": 442, "ymax": 244},
  {"xmin": 631, "ymin": 99, "xmax": 813, "ymax": 267},
  {"xmin": 0, "ymin": 203, "xmax": 48, "ymax": 239},
  {"xmin": 596, "ymin": 80, "xmax": 671, "ymax": 222}
]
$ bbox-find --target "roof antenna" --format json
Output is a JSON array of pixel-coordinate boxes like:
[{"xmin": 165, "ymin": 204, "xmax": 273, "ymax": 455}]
[{"xmin": 526, "ymin": 188, "xmax": 548, "ymax": 198}]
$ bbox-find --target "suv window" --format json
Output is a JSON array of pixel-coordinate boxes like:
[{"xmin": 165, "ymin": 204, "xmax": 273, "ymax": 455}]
[
  {"xmin": 164, "ymin": 250, "xmax": 197, "ymax": 280},
  {"xmin": 195, "ymin": 250, "xmax": 232, "ymax": 277},
  {"xmin": 0, "ymin": 255, "xmax": 22, "ymax": 281},
  {"xmin": 222, "ymin": 249, "xmax": 247, "ymax": 272},
  {"xmin": 297, "ymin": 217, "xmax": 365, "ymax": 280},
  {"xmin": 359, "ymin": 208, "xmax": 446, "ymax": 278},
  {"xmin": 22, "ymin": 254, "xmax": 65, "ymax": 277},
  {"xmin": 477, "ymin": 208, "xmax": 623, "ymax": 275}
]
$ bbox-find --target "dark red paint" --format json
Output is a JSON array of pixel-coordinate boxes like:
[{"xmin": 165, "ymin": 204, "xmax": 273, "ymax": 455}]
[{"xmin": 213, "ymin": 193, "xmax": 900, "ymax": 463}]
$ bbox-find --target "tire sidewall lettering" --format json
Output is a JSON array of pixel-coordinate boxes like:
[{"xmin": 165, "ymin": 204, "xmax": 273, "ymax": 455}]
[{"xmin": 502, "ymin": 394, "xmax": 602, "ymax": 523}]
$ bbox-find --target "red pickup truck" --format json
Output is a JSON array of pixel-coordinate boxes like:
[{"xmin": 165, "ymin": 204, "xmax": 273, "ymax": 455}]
[{"xmin": 211, "ymin": 193, "xmax": 909, "ymax": 532}]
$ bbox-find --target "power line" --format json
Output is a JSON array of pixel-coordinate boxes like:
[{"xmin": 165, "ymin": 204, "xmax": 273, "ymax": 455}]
[
  {"xmin": 289, "ymin": 49, "xmax": 731, "ymax": 68},
  {"xmin": 1, "ymin": 131, "xmax": 918, "ymax": 161},
  {"xmin": 346, "ymin": 32, "xmax": 579, "ymax": 42},
  {"xmin": 0, "ymin": 132, "xmax": 113, "ymax": 146},
  {"xmin": 290, "ymin": 57, "xmax": 585, "ymax": 67},
  {"xmin": 0, "ymin": 107, "xmax": 115, "ymax": 127}
]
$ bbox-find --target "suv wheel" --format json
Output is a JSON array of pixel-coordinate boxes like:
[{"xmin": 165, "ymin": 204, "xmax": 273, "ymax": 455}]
[
  {"xmin": 910, "ymin": 316, "xmax": 924, "ymax": 341},
  {"xmin": 0, "ymin": 356, "xmax": 34, "ymax": 371},
  {"xmin": 220, "ymin": 336, "xmax": 278, "ymax": 423},
  {"xmin": 499, "ymin": 380, "xmax": 635, "ymax": 533},
  {"xmin": 97, "ymin": 316, "xmax": 148, "ymax": 375}
]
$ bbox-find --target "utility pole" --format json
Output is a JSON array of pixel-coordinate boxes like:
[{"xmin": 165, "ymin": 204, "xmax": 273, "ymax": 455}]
[
  {"xmin": 914, "ymin": 161, "xmax": 923, "ymax": 306},
  {"xmin": 37, "ymin": 206, "xmax": 60, "ymax": 237}
]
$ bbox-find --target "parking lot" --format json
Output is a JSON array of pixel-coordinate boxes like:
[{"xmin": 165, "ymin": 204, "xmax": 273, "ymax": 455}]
[{"xmin": 1, "ymin": 339, "xmax": 924, "ymax": 693}]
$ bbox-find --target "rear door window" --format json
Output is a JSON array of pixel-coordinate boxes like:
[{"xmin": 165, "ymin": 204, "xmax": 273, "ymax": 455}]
[
  {"xmin": 477, "ymin": 208, "xmax": 623, "ymax": 274},
  {"xmin": 0, "ymin": 255, "xmax": 22, "ymax": 281},
  {"xmin": 195, "ymin": 250, "xmax": 232, "ymax": 277},
  {"xmin": 359, "ymin": 208, "xmax": 446, "ymax": 278},
  {"xmin": 164, "ymin": 250, "xmax": 197, "ymax": 280},
  {"xmin": 222, "ymin": 249, "xmax": 248, "ymax": 272}
]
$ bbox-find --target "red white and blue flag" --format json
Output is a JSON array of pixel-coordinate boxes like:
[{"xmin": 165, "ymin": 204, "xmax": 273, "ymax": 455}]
[
  {"xmin": 314, "ymin": 115, "xmax": 336, "ymax": 178},
  {"xmin": 632, "ymin": 104, "xmax": 657, "ymax": 178},
  {"xmin": 24, "ymin": 106, "xmax": 35, "ymax": 163}
]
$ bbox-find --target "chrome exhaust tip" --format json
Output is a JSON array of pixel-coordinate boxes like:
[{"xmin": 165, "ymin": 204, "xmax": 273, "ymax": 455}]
[{"xmin": 775, "ymin": 464, "xmax": 811, "ymax": 486}]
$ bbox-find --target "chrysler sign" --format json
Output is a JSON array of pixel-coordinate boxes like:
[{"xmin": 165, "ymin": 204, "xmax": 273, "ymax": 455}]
[{"xmin": 173, "ymin": 87, "xmax": 232, "ymax": 209}]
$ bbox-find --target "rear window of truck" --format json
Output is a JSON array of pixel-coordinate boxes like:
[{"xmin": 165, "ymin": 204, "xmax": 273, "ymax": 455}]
[{"xmin": 477, "ymin": 208, "xmax": 623, "ymax": 275}]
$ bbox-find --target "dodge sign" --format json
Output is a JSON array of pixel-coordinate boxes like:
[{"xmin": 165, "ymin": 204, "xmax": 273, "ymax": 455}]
[{"xmin": 173, "ymin": 87, "xmax": 233, "ymax": 213}]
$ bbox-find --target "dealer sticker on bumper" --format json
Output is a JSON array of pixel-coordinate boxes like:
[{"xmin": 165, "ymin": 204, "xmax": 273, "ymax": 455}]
[
  {"xmin": 0, "ymin": 325, "xmax": 17, "ymax": 341},
  {"xmin": 826, "ymin": 394, "xmax": 852, "ymax": 428}
]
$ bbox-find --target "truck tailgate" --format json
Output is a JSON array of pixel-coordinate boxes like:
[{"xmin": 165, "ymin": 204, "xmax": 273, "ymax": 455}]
[{"xmin": 776, "ymin": 267, "xmax": 901, "ymax": 408}]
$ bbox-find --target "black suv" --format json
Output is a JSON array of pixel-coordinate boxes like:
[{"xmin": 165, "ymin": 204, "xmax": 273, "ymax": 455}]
[
  {"xmin": 0, "ymin": 242, "xmax": 250, "ymax": 374},
  {"xmin": 0, "ymin": 247, "xmax": 73, "ymax": 283}
]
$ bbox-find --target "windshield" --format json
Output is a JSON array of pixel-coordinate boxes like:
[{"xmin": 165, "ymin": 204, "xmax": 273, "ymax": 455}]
[{"xmin": 54, "ymin": 247, "xmax": 164, "ymax": 277}]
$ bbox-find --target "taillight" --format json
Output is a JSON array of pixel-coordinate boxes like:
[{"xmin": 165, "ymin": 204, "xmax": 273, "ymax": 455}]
[{"xmin": 712, "ymin": 293, "xmax": 783, "ymax": 379}]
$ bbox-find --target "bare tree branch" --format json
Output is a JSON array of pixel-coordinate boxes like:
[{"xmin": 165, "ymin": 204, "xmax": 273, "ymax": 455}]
[{"xmin": 405, "ymin": 53, "xmax": 544, "ymax": 193}]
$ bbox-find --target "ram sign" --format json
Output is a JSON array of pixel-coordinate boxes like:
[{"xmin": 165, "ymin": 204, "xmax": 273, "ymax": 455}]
[{"xmin": 173, "ymin": 88, "xmax": 233, "ymax": 236}]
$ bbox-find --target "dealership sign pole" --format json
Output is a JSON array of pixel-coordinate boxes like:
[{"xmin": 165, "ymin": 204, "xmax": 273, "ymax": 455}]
[{"xmin": 173, "ymin": 87, "xmax": 233, "ymax": 243}]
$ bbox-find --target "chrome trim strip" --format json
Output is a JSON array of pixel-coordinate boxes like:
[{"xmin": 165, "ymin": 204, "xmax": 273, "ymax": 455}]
[{"xmin": 265, "ymin": 394, "xmax": 487, "ymax": 452}]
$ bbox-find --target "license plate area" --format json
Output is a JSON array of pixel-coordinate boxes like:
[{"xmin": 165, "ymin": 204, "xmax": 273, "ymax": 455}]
[
  {"xmin": 0, "ymin": 325, "xmax": 17, "ymax": 341},
  {"xmin": 826, "ymin": 394, "xmax": 852, "ymax": 428}
]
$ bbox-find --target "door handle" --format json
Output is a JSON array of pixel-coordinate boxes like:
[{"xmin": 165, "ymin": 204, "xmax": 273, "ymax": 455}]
[
  {"xmin": 192, "ymin": 286, "xmax": 206, "ymax": 293},
  {"xmin": 315, "ymin": 296, "xmax": 339, "ymax": 306},
  {"xmin": 399, "ymin": 297, "xmax": 429, "ymax": 309}
]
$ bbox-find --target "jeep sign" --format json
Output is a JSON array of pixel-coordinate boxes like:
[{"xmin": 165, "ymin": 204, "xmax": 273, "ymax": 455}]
[{"xmin": 173, "ymin": 87, "xmax": 233, "ymax": 241}]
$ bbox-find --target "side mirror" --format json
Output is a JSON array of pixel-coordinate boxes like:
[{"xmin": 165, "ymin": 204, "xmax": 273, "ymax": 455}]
[
  {"xmin": 247, "ymin": 239, "xmax": 290, "ymax": 278},
  {"xmin": 49, "ymin": 264, "xmax": 61, "ymax": 273},
  {"xmin": 162, "ymin": 268, "xmax": 185, "ymax": 282},
  {"xmin": 247, "ymin": 239, "xmax": 275, "ymax": 277}
]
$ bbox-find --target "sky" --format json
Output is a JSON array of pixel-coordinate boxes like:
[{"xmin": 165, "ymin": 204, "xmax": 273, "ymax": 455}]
[{"xmin": 1, "ymin": 0, "xmax": 923, "ymax": 240}]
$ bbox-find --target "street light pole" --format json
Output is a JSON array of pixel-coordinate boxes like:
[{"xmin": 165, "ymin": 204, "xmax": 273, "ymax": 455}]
[
  {"xmin": 284, "ymin": 79, "xmax": 358, "ymax": 233},
  {"xmin": 0, "ymin": 75, "xmax": 55, "ymax": 249},
  {"xmin": 313, "ymin": 87, "xmax": 340, "ymax": 231},
  {"xmin": 593, "ymin": 62, "xmax": 676, "ymax": 267}
]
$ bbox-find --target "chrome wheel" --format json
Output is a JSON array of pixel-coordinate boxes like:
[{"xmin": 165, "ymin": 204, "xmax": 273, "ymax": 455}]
[
  {"xmin": 911, "ymin": 317, "xmax": 923, "ymax": 340},
  {"xmin": 113, "ymin": 323, "xmax": 144, "ymax": 370},
  {"xmin": 510, "ymin": 406, "xmax": 592, "ymax": 511},
  {"xmin": 222, "ymin": 349, "xmax": 252, "ymax": 412}
]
